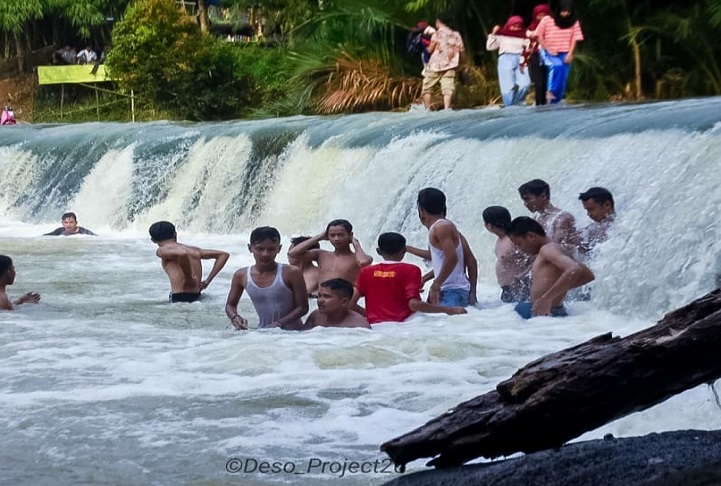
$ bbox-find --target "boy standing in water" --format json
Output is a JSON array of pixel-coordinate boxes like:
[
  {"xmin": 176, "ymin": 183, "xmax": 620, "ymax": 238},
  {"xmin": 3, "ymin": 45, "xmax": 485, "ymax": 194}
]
[
  {"xmin": 0, "ymin": 255, "xmax": 41, "ymax": 310},
  {"xmin": 482, "ymin": 206, "xmax": 531, "ymax": 303},
  {"xmin": 353, "ymin": 232, "xmax": 467, "ymax": 324},
  {"xmin": 518, "ymin": 179, "xmax": 580, "ymax": 250},
  {"xmin": 288, "ymin": 236, "xmax": 320, "ymax": 297},
  {"xmin": 226, "ymin": 226, "xmax": 309, "ymax": 330},
  {"xmin": 149, "ymin": 221, "xmax": 229, "ymax": 303},
  {"xmin": 287, "ymin": 219, "xmax": 373, "ymax": 284},
  {"xmin": 302, "ymin": 278, "xmax": 370, "ymax": 329},
  {"xmin": 44, "ymin": 212, "xmax": 96, "ymax": 236},
  {"xmin": 578, "ymin": 186, "xmax": 616, "ymax": 254},
  {"xmin": 507, "ymin": 217, "xmax": 594, "ymax": 318},
  {"xmin": 414, "ymin": 188, "xmax": 475, "ymax": 307}
]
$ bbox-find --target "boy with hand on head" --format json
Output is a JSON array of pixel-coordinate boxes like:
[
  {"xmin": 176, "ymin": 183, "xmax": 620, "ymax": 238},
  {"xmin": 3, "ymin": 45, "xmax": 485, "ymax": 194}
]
[
  {"xmin": 352, "ymin": 232, "xmax": 466, "ymax": 324},
  {"xmin": 226, "ymin": 226, "xmax": 309, "ymax": 330},
  {"xmin": 287, "ymin": 219, "xmax": 373, "ymax": 285},
  {"xmin": 482, "ymin": 206, "xmax": 532, "ymax": 303},
  {"xmin": 0, "ymin": 255, "xmax": 41, "ymax": 310},
  {"xmin": 288, "ymin": 236, "xmax": 320, "ymax": 297},
  {"xmin": 302, "ymin": 278, "xmax": 370, "ymax": 330},
  {"xmin": 507, "ymin": 216, "xmax": 594, "ymax": 318},
  {"xmin": 149, "ymin": 221, "xmax": 229, "ymax": 303}
]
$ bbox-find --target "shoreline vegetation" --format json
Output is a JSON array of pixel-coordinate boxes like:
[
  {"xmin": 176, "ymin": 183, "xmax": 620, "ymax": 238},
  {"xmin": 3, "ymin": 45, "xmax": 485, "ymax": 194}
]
[{"xmin": 1, "ymin": 0, "xmax": 721, "ymax": 123}]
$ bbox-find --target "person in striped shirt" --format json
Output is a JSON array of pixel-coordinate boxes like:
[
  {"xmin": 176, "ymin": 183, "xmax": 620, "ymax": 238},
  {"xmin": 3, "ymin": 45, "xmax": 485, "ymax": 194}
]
[{"xmin": 534, "ymin": 0, "xmax": 584, "ymax": 104}]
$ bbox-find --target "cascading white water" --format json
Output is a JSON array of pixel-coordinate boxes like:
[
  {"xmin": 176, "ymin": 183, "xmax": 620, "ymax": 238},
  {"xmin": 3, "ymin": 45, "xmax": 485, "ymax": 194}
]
[{"xmin": 2, "ymin": 99, "xmax": 721, "ymax": 485}]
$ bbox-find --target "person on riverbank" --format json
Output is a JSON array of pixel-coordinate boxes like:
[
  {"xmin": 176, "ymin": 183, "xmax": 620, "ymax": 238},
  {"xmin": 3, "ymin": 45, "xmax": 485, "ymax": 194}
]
[
  {"xmin": 149, "ymin": 221, "xmax": 229, "ymax": 303},
  {"xmin": 578, "ymin": 186, "xmax": 616, "ymax": 254},
  {"xmin": 76, "ymin": 45, "xmax": 97, "ymax": 65},
  {"xmin": 482, "ymin": 206, "xmax": 531, "ymax": 303},
  {"xmin": 422, "ymin": 15, "xmax": 465, "ymax": 110},
  {"xmin": 414, "ymin": 188, "xmax": 475, "ymax": 307},
  {"xmin": 535, "ymin": 0, "xmax": 584, "ymax": 104},
  {"xmin": 507, "ymin": 217, "xmax": 594, "ymax": 318},
  {"xmin": 287, "ymin": 219, "xmax": 372, "ymax": 285},
  {"xmin": 408, "ymin": 21, "xmax": 435, "ymax": 70},
  {"xmin": 44, "ymin": 212, "xmax": 96, "ymax": 236},
  {"xmin": 288, "ymin": 236, "xmax": 320, "ymax": 297},
  {"xmin": 226, "ymin": 226, "xmax": 308, "ymax": 330},
  {"xmin": 518, "ymin": 179, "xmax": 579, "ymax": 250},
  {"xmin": 0, "ymin": 255, "xmax": 41, "ymax": 311},
  {"xmin": 303, "ymin": 278, "xmax": 369, "ymax": 329},
  {"xmin": 52, "ymin": 45, "xmax": 76, "ymax": 65},
  {"xmin": 352, "ymin": 232, "xmax": 467, "ymax": 324},
  {"xmin": 525, "ymin": 4, "xmax": 553, "ymax": 106},
  {"xmin": 486, "ymin": 15, "xmax": 531, "ymax": 107}
]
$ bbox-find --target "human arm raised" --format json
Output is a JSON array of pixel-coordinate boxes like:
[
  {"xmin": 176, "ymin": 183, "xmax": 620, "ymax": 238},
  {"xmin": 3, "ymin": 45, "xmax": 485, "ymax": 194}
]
[
  {"xmin": 351, "ymin": 237, "xmax": 373, "ymax": 268},
  {"xmin": 225, "ymin": 269, "xmax": 248, "ymax": 330},
  {"xmin": 287, "ymin": 232, "xmax": 325, "ymax": 263},
  {"xmin": 199, "ymin": 248, "xmax": 230, "ymax": 290}
]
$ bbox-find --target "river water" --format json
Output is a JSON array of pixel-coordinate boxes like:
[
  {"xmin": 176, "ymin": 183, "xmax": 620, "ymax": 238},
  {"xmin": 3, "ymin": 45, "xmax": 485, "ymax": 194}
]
[{"xmin": 2, "ymin": 99, "xmax": 721, "ymax": 485}]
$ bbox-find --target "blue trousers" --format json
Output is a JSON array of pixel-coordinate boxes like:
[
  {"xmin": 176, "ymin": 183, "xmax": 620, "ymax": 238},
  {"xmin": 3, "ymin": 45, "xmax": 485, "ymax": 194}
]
[
  {"xmin": 539, "ymin": 49, "xmax": 571, "ymax": 104},
  {"xmin": 497, "ymin": 53, "xmax": 530, "ymax": 107},
  {"xmin": 440, "ymin": 288, "xmax": 470, "ymax": 307}
]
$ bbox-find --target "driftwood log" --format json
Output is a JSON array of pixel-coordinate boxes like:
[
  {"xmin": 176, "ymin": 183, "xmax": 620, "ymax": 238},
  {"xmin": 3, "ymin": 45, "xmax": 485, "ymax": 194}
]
[{"xmin": 381, "ymin": 289, "xmax": 721, "ymax": 469}]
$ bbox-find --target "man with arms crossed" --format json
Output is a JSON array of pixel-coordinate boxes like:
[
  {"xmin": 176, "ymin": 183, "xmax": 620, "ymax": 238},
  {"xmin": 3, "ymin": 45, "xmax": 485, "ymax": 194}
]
[
  {"xmin": 303, "ymin": 278, "xmax": 369, "ymax": 329},
  {"xmin": 0, "ymin": 255, "xmax": 41, "ymax": 310},
  {"xmin": 287, "ymin": 219, "xmax": 373, "ymax": 285},
  {"xmin": 415, "ymin": 188, "xmax": 476, "ymax": 307},
  {"xmin": 507, "ymin": 216, "xmax": 594, "ymax": 318},
  {"xmin": 149, "ymin": 221, "xmax": 229, "ymax": 303},
  {"xmin": 226, "ymin": 226, "xmax": 309, "ymax": 330},
  {"xmin": 352, "ymin": 232, "xmax": 466, "ymax": 324}
]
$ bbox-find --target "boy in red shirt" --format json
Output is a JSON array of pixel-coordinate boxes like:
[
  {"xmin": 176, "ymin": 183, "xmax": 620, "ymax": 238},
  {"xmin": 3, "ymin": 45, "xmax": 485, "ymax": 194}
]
[{"xmin": 352, "ymin": 233, "xmax": 467, "ymax": 324}]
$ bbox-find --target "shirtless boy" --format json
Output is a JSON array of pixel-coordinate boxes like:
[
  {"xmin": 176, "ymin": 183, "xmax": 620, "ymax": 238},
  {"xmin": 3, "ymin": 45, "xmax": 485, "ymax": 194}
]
[
  {"xmin": 302, "ymin": 278, "xmax": 369, "ymax": 330},
  {"xmin": 149, "ymin": 221, "xmax": 229, "ymax": 303},
  {"xmin": 0, "ymin": 255, "xmax": 41, "ymax": 310},
  {"xmin": 352, "ymin": 232, "xmax": 466, "ymax": 324},
  {"xmin": 413, "ymin": 188, "xmax": 476, "ymax": 307},
  {"xmin": 482, "ymin": 206, "xmax": 531, "ymax": 303},
  {"xmin": 288, "ymin": 236, "xmax": 320, "ymax": 296},
  {"xmin": 225, "ymin": 226, "xmax": 309, "ymax": 330},
  {"xmin": 578, "ymin": 186, "xmax": 616, "ymax": 254},
  {"xmin": 507, "ymin": 217, "xmax": 594, "ymax": 318},
  {"xmin": 44, "ymin": 212, "xmax": 96, "ymax": 236},
  {"xmin": 518, "ymin": 179, "xmax": 579, "ymax": 249},
  {"xmin": 287, "ymin": 219, "xmax": 372, "ymax": 284}
]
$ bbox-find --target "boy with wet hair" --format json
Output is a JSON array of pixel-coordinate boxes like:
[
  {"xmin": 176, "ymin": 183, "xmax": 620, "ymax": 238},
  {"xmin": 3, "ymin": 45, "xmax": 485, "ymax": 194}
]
[
  {"xmin": 506, "ymin": 216, "xmax": 594, "ymax": 318},
  {"xmin": 352, "ymin": 232, "xmax": 466, "ymax": 324},
  {"xmin": 303, "ymin": 278, "xmax": 369, "ymax": 329},
  {"xmin": 44, "ymin": 212, "xmax": 96, "ymax": 236},
  {"xmin": 482, "ymin": 206, "xmax": 531, "ymax": 303},
  {"xmin": 149, "ymin": 221, "xmax": 229, "ymax": 303},
  {"xmin": 288, "ymin": 236, "xmax": 320, "ymax": 297},
  {"xmin": 578, "ymin": 186, "xmax": 616, "ymax": 253},
  {"xmin": 226, "ymin": 226, "xmax": 309, "ymax": 330},
  {"xmin": 518, "ymin": 178, "xmax": 579, "ymax": 249},
  {"xmin": 0, "ymin": 255, "xmax": 41, "ymax": 311},
  {"xmin": 287, "ymin": 219, "xmax": 373, "ymax": 285}
]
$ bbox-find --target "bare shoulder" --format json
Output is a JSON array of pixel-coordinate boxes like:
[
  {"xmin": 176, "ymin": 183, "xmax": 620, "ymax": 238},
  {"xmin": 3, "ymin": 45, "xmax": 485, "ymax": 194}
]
[
  {"xmin": 232, "ymin": 267, "xmax": 249, "ymax": 282},
  {"xmin": 282, "ymin": 263, "xmax": 303, "ymax": 280},
  {"xmin": 349, "ymin": 311, "xmax": 371, "ymax": 328},
  {"xmin": 0, "ymin": 292, "xmax": 12, "ymax": 310}
]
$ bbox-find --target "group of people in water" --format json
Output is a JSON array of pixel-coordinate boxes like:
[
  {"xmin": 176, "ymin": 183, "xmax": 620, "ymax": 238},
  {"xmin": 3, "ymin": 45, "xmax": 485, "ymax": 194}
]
[{"xmin": 0, "ymin": 181, "xmax": 616, "ymax": 329}]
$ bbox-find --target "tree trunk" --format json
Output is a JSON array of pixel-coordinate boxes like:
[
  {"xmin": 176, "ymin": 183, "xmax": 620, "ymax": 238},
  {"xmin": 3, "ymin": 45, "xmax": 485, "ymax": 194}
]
[
  {"xmin": 14, "ymin": 31, "xmax": 26, "ymax": 72},
  {"xmin": 381, "ymin": 289, "xmax": 721, "ymax": 470},
  {"xmin": 632, "ymin": 36, "xmax": 643, "ymax": 100},
  {"xmin": 198, "ymin": 0, "xmax": 209, "ymax": 33}
]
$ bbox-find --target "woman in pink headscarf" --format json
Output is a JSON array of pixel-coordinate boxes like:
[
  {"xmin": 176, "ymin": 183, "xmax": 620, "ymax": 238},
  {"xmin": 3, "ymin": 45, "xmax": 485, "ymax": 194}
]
[
  {"xmin": 526, "ymin": 4, "xmax": 552, "ymax": 105},
  {"xmin": 486, "ymin": 15, "xmax": 531, "ymax": 107}
]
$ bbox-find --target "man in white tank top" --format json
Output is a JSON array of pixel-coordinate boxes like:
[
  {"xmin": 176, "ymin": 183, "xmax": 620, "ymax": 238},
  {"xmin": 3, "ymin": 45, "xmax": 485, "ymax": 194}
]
[{"xmin": 415, "ymin": 188, "xmax": 476, "ymax": 307}]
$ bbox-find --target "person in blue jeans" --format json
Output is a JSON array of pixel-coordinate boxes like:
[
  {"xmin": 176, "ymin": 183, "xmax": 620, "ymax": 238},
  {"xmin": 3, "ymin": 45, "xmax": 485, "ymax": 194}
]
[
  {"xmin": 486, "ymin": 15, "xmax": 531, "ymax": 107},
  {"xmin": 413, "ymin": 188, "xmax": 477, "ymax": 308}
]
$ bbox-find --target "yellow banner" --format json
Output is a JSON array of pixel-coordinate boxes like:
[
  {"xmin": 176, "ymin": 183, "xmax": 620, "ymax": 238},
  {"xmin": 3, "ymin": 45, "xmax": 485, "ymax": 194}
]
[{"xmin": 38, "ymin": 65, "xmax": 113, "ymax": 85}]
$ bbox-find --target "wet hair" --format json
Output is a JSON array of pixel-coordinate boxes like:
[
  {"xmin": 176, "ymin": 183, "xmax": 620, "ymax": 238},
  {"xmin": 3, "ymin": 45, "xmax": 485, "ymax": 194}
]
[
  {"xmin": 61, "ymin": 212, "xmax": 77, "ymax": 221},
  {"xmin": 417, "ymin": 187, "xmax": 447, "ymax": 216},
  {"xmin": 149, "ymin": 221, "xmax": 176, "ymax": 242},
  {"xmin": 579, "ymin": 187, "xmax": 615, "ymax": 209},
  {"xmin": 482, "ymin": 206, "xmax": 512, "ymax": 229},
  {"xmin": 377, "ymin": 232, "xmax": 406, "ymax": 255},
  {"xmin": 507, "ymin": 216, "xmax": 546, "ymax": 237},
  {"xmin": 250, "ymin": 226, "xmax": 281, "ymax": 244},
  {"xmin": 326, "ymin": 219, "xmax": 353, "ymax": 234},
  {"xmin": 290, "ymin": 236, "xmax": 320, "ymax": 249},
  {"xmin": 518, "ymin": 179, "xmax": 550, "ymax": 198},
  {"xmin": 320, "ymin": 278, "xmax": 354, "ymax": 300},
  {"xmin": 0, "ymin": 255, "xmax": 12, "ymax": 275}
]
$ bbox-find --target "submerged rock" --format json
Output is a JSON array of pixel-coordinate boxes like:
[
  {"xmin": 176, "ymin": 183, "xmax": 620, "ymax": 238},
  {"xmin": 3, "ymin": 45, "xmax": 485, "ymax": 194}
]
[{"xmin": 383, "ymin": 429, "xmax": 721, "ymax": 486}]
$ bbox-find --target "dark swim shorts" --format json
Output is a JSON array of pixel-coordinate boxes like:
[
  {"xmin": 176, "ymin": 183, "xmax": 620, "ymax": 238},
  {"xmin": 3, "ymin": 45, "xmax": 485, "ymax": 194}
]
[
  {"xmin": 514, "ymin": 301, "xmax": 568, "ymax": 319},
  {"xmin": 169, "ymin": 292, "xmax": 202, "ymax": 303}
]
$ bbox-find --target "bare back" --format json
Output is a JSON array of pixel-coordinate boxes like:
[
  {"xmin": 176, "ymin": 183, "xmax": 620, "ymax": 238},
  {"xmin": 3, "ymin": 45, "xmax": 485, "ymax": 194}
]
[
  {"xmin": 495, "ymin": 236, "xmax": 531, "ymax": 286},
  {"xmin": 530, "ymin": 242, "xmax": 572, "ymax": 306},
  {"xmin": 157, "ymin": 242, "xmax": 203, "ymax": 293}
]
